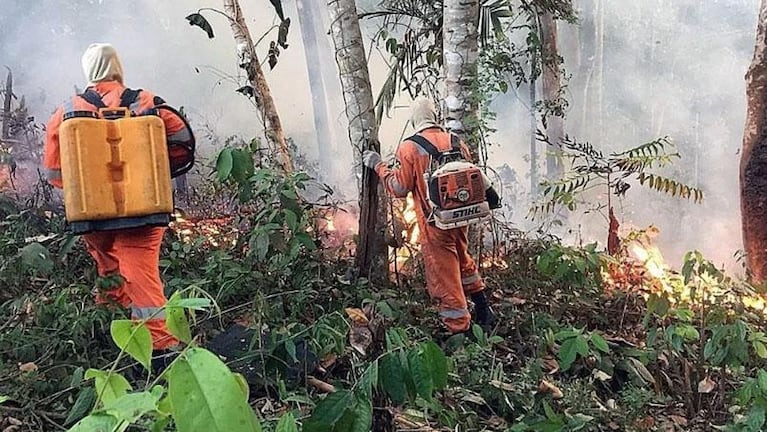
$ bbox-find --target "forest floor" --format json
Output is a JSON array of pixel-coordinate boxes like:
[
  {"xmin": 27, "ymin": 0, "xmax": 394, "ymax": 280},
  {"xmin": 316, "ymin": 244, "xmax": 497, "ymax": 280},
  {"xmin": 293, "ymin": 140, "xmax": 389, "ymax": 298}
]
[{"xmin": 0, "ymin": 177, "xmax": 766, "ymax": 432}]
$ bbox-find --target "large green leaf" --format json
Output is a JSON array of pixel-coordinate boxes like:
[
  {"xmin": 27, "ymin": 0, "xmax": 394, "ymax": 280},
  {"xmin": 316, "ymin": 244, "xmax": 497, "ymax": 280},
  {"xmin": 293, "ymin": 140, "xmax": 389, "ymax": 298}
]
[
  {"xmin": 303, "ymin": 390, "xmax": 353, "ymax": 432},
  {"xmin": 85, "ymin": 369, "xmax": 132, "ymax": 406},
  {"xmin": 166, "ymin": 292, "xmax": 192, "ymax": 344},
  {"xmin": 110, "ymin": 320, "xmax": 152, "ymax": 371},
  {"xmin": 407, "ymin": 348, "xmax": 433, "ymax": 401},
  {"xmin": 379, "ymin": 353, "xmax": 407, "ymax": 405},
  {"xmin": 167, "ymin": 348, "xmax": 261, "ymax": 432},
  {"xmin": 422, "ymin": 341, "xmax": 448, "ymax": 390}
]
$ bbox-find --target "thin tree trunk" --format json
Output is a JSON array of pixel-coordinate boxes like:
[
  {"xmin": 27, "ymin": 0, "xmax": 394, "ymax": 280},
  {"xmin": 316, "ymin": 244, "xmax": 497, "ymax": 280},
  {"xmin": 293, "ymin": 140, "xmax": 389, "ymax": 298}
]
[
  {"xmin": 297, "ymin": 0, "xmax": 334, "ymax": 173},
  {"xmin": 741, "ymin": 0, "xmax": 767, "ymax": 283},
  {"xmin": 223, "ymin": 0, "xmax": 293, "ymax": 173},
  {"xmin": 443, "ymin": 0, "xmax": 480, "ymax": 153},
  {"xmin": 596, "ymin": 0, "xmax": 605, "ymax": 144},
  {"xmin": 327, "ymin": 0, "xmax": 386, "ymax": 279},
  {"xmin": 540, "ymin": 11, "xmax": 564, "ymax": 180},
  {"xmin": 530, "ymin": 64, "xmax": 539, "ymax": 197},
  {"xmin": 2, "ymin": 68, "xmax": 11, "ymax": 140}
]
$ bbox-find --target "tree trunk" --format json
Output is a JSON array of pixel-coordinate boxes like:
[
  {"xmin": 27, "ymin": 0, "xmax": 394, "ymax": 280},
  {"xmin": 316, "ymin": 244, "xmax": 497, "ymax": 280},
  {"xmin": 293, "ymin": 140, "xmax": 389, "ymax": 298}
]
[
  {"xmin": 530, "ymin": 62, "xmax": 539, "ymax": 197},
  {"xmin": 443, "ymin": 0, "xmax": 480, "ymax": 153},
  {"xmin": 297, "ymin": 0, "xmax": 335, "ymax": 173},
  {"xmin": 327, "ymin": 0, "xmax": 386, "ymax": 279},
  {"xmin": 741, "ymin": 0, "xmax": 767, "ymax": 284},
  {"xmin": 223, "ymin": 0, "xmax": 293, "ymax": 174},
  {"xmin": 540, "ymin": 11, "xmax": 564, "ymax": 180},
  {"xmin": 2, "ymin": 68, "xmax": 11, "ymax": 140}
]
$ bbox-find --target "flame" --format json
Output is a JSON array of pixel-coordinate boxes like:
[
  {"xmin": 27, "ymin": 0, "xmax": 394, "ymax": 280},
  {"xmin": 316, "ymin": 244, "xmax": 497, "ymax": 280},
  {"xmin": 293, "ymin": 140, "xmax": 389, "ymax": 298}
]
[
  {"xmin": 628, "ymin": 243, "xmax": 666, "ymax": 280},
  {"xmin": 391, "ymin": 193, "xmax": 421, "ymax": 273},
  {"xmin": 605, "ymin": 232, "xmax": 767, "ymax": 315}
]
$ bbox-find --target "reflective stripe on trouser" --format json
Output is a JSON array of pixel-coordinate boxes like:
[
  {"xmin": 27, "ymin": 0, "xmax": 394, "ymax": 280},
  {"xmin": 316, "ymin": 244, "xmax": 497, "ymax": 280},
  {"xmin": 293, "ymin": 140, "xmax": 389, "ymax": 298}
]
[
  {"xmin": 83, "ymin": 227, "xmax": 178, "ymax": 350},
  {"xmin": 421, "ymin": 225, "xmax": 477, "ymax": 333}
]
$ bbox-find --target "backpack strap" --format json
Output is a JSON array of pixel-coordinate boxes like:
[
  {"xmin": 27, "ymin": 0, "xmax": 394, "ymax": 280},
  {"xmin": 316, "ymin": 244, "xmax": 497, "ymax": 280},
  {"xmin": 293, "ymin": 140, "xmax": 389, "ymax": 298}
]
[
  {"xmin": 119, "ymin": 88, "xmax": 142, "ymax": 108},
  {"xmin": 407, "ymin": 134, "xmax": 442, "ymax": 158},
  {"xmin": 449, "ymin": 133, "xmax": 462, "ymax": 152},
  {"xmin": 78, "ymin": 88, "xmax": 142, "ymax": 110},
  {"xmin": 79, "ymin": 89, "xmax": 106, "ymax": 109}
]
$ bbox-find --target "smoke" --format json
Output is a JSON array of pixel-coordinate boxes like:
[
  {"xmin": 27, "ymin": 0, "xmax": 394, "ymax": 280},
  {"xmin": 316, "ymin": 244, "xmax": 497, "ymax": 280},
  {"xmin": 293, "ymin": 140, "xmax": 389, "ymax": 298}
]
[
  {"xmin": 486, "ymin": 0, "xmax": 759, "ymax": 271},
  {"xmin": 2, "ymin": 0, "xmax": 757, "ymax": 270},
  {"xmin": 0, "ymin": 0, "xmax": 359, "ymax": 183}
]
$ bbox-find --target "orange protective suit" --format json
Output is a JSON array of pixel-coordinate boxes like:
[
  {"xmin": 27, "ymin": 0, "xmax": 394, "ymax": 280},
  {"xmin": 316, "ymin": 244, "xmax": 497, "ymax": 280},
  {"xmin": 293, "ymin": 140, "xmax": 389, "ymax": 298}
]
[
  {"xmin": 374, "ymin": 127, "xmax": 486, "ymax": 333},
  {"xmin": 43, "ymin": 78, "xmax": 187, "ymax": 350}
]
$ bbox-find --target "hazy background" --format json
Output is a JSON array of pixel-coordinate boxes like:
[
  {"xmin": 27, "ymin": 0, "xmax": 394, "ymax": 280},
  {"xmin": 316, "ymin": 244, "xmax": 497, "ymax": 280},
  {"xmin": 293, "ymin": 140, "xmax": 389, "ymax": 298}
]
[{"xmin": 0, "ymin": 0, "xmax": 759, "ymax": 270}]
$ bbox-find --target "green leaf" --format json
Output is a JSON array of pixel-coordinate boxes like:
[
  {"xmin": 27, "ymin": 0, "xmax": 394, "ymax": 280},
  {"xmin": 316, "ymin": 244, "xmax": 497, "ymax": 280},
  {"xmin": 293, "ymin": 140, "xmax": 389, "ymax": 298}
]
[
  {"xmin": 358, "ymin": 361, "xmax": 378, "ymax": 400},
  {"xmin": 0, "ymin": 396, "xmax": 8, "ymax": 404},
  {"xmin": 295, "ymin": 233, "xmax": 317, "ymax": 251},
  {"xmin": 407, "ymin": 348, "xmax": 433, "ymax": 401},
  {"xmin": 349, "ymin": 397, "xmax": 373, "ymax": 432},
  {"xmin": 422, "ymin": 341, "xmax": 448, "ymax": 390},
  {"xmin": 167, "ymin": 348, "xmax": 261, "ymax": 432},
  {"xmin": 251, "ymin": 232, "xmax": 270, "ymax": 261},
  {"xmin": 65, "ymin": 387, "xmax": 96, "ymax": 426},
  {"xmin": 755, "ymin": 341, "xmax": 767, "ymax": 359},
  {"xmin": 166, "ymin": 292, "xmax": 192, "ymax": 344},
  {"xmin": 281, "ymin": 188, "xmax": 299, "ymax": 200},
  {"xmin": 85, "ymin": 369, "xmax": 132, "ymax": 406},
  {"xmin": 379, "ymin": 353, "xmax": 407, "ymax": 405},
  {"xmin": 110, "ymin": 320, "xmax": 152, "ymax": 371},
  {"xmin": 71, "ymin": 366, "xmax": 85, "ymax": 387},
  {"xmin": 558, "ymin": 337, "xmax": 580, "ymax": 371},
  {"xmin": 231, "ymin": 149, "xmax": 254, "ymax": 184},
  {"xmin": 758, "ymin": 370, "xmax": 767, "ymax": 392},
  {"xmin": 303, "ymin": 390, "xmax": 353, "ymax": 431},
  {"xmin": 589, "ymin": 333, "xmax": 610, "ymax": 354},
  {"xmin": 67, "ymin": 413, "xmax": 119, "ymax": 432},
  {"xmin": 747, "ymin": 405, "xmax": 766, "ymax": 430},
  {"xmin": 275, "ymin": 412, "xmax": 299, "ymax": 432},
  {"xmin": 216, "ymin": 148, "xmax": 233, "ymax": 182},
  {"xmin": 102, "ymin": 390, "xmax": 162, "ymax": 424},
  {"xmin": 166, "ymin": 297, "xmax": 212, "ymax": 311},
  {"xmin": 284, "ymin": 209, "xmax": 298, "ymax": 231}
]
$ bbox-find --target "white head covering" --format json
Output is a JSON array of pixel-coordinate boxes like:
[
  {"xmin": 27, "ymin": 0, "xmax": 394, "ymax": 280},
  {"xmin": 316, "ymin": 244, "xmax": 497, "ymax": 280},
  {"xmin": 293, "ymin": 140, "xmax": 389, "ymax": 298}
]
[
  {"xmin": 81, "ymin": 43, "xmax": 124, "ymax": 85},
  {"xmin": 410, "ymin": 96, "xmax": 441, "ymax": 133}
]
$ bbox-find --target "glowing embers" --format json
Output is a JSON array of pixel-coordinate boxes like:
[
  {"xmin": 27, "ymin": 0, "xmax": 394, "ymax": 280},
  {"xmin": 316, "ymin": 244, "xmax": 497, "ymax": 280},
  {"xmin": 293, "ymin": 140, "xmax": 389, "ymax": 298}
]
[{"xmin": 168, "ymin": 211, "xmax": 239, "ymax": 248}]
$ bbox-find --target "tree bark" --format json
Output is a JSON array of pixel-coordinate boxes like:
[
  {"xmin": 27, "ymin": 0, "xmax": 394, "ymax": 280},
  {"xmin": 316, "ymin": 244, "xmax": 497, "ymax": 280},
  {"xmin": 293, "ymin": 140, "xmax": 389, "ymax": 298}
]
[
  {"xmin": 540, "ymin": 11, "xmax": 564, "ymax": 180},
  {"xmin": 297, "ymin": 0, "xmax": 335, "ymax": 173},
  {"xmin": 223, "ymin": 0, "xmax": 293, "ymax": 173},
  {"xmin": 741, "ymin": 0, "xmax": 767, "ymax": 284},
  {"xmin": 443, "ymin": 0, "xmax": 480, "ymax": 153},
  {"xmin": 2, "ymin": 68, "xmax": 11, "ymax": 140},
  {"xmin": 327, "ymin": 0, "xmax": 386, "ymax": 278}
]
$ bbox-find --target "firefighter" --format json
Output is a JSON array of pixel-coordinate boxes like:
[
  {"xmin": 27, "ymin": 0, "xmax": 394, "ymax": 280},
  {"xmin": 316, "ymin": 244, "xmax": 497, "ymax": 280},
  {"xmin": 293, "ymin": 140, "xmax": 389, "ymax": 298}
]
[
  {"xmin": 43, "ymin": 43, "xmax": 192, "ymax": 368},
  {"xmin": 363, "ymin": 97, "xmax": 498, "ymax": 335}
]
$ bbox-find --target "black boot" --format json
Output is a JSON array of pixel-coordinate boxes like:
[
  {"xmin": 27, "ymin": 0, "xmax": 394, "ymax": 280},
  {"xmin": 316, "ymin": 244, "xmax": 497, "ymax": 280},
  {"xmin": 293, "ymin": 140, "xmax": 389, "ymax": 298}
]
[{"xmin": 471, "ymin": 292, "xmax": 497, "ymax": 332}]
